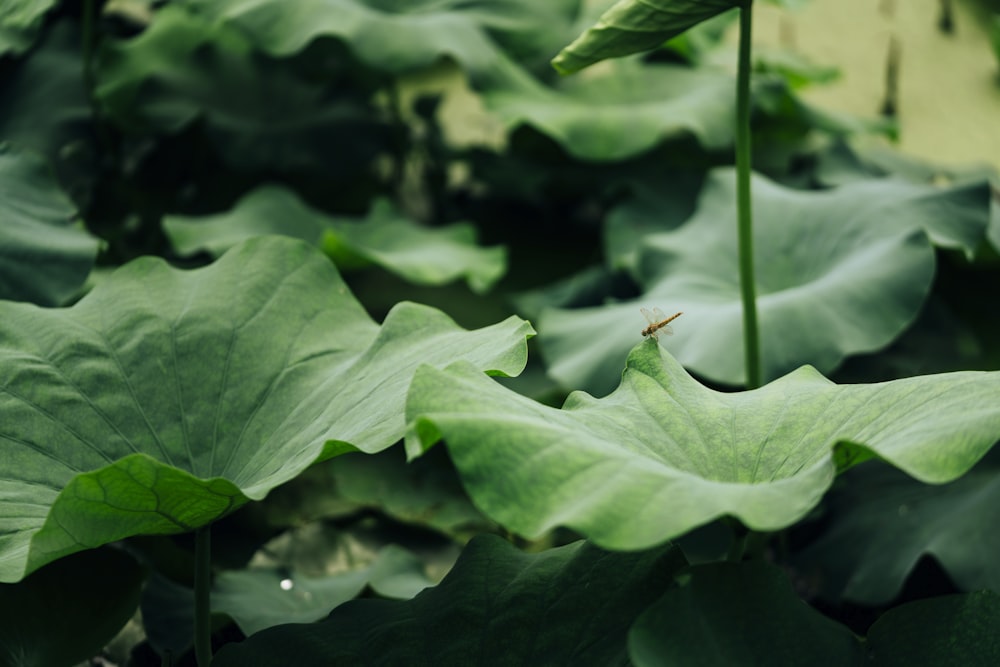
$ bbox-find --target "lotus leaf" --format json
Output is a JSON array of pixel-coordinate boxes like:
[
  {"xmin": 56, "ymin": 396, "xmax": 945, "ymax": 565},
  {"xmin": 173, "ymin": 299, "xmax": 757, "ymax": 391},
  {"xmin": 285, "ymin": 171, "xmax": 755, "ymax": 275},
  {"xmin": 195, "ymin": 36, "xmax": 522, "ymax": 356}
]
[
  {"xmin": 540, "ymin": 168, "xmax": 992, "ymax": 392},
  {"xmin": 406, "ymin": 341, "xmax": 1000, "ymax": 550},
  {"xmin": 0, "ymin": 236, "xmax": 532, "ymax": 582}
]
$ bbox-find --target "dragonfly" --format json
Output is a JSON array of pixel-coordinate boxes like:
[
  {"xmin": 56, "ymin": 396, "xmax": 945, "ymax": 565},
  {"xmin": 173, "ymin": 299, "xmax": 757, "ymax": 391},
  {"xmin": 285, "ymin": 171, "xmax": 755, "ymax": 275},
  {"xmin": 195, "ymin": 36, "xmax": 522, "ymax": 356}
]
[{"xmin": 640, "ymin": 307, "xmax": 682, "ymax": 340}]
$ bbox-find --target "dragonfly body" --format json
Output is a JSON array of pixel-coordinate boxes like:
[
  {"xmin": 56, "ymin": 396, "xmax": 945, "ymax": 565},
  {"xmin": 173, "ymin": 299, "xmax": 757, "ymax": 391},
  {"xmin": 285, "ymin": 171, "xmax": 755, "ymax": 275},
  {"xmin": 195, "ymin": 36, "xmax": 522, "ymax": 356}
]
[{"xmin": 640, "ymin": 307, "xmax": 682, "ymax": 340}]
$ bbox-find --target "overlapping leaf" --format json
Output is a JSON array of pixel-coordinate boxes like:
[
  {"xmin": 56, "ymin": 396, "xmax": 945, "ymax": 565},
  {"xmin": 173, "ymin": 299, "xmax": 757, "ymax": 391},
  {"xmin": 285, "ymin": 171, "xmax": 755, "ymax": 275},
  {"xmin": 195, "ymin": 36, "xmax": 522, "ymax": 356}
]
[
  {"xmin": 0, "ymin": 236, "xmax": 533, "ymax": 582},
  {"xmin": 214, "ymin": 545, "xmax": 435, "ymax": 636},
  {"xmin": 251, "ymin": 447, "xmax": 493, "ymax": 540},
  {"xmin": 794, "ymin": 452, "xmax": 1000, "ymax": 604},
  {"xmin": 0, "ymin": 548, "xmax": 144, "ymax": 666},
  {"xmin": 540, "ymin": 168, "xmax": 993, "ymax": 392},
  {"xmin": 481, "ymin": 57, "xmax": 737, "ymax": 161},
  {"xmin": 629, "ymin": 562, "xmax": 865, "ymax": 665},
  {"xmin": 94, "ymin": 5, "xmax": 388, "ymax": 175},
  {"xmin": 212, "ymin": 535, "xmax": 686, "ymax": 665},
  {"xmin": 630, "ymin": 561, "xmax": 1000, "ymax": 665},
  {"xmin": 0, "ymin": 0, "xmax": 59, "ymax": 55},
  {"xmin": 406, "ymin": 341, "xmax": 1000, "ymax": 550},
  {"xmin": 0, "ymin": 21, "xmax": 94, "ymax": 166},
  {"xmin": 164, "ymin": 186, "xmax": 506, "ymax": 293},
  {"xmin": 180, "ymin": 0, "xmax": 581, "ymax": 76},
  {"xmin": 0, "ymin": 145, "xmax": 98, "ymax": 305},
  {"xmin": 866, "ymin": 591, "xmax": 1000, "ymax": 664}
]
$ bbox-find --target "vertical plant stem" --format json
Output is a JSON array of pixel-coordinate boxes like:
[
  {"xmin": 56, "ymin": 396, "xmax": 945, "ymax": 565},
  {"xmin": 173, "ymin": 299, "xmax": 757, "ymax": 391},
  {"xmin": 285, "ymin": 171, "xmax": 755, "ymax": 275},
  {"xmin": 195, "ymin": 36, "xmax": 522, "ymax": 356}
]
[
  {"xmin": 81, "ymin": 0, "xmax": 96, "ymax": 92},
  {"xmin": 194, "ymin": 525, "xmax": 213, "ymax": 666},
  {"xmin": 736, "ymin": 1, "xmax": 761, "ymax": 389},
  {"xmin": 881, "ymin": 36, "xmax": 901, "ymax": 119}
]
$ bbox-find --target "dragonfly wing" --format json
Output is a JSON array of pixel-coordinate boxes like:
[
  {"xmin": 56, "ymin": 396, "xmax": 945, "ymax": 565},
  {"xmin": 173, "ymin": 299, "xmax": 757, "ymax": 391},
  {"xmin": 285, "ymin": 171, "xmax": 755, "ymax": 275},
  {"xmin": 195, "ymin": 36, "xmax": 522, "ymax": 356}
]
[{"xmin": 640, "ymin": 307, "xmax": 656, "ymax": 325}]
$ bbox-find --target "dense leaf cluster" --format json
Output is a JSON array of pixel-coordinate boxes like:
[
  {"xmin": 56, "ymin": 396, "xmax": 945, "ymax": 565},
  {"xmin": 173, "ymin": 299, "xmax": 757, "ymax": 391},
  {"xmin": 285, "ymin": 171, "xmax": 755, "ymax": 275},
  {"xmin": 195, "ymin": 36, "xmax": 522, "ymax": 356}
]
[{"xmin": 1, "ymin": 0, "xmax": 999, "ymax": 664}]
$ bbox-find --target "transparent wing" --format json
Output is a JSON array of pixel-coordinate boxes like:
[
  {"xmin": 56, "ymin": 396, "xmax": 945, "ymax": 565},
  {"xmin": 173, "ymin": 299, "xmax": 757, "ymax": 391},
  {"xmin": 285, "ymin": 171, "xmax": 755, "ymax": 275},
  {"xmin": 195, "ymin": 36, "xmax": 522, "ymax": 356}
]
[{"xmin": 640, "ymin": 306, "xmax": 666, "ymax": 325}]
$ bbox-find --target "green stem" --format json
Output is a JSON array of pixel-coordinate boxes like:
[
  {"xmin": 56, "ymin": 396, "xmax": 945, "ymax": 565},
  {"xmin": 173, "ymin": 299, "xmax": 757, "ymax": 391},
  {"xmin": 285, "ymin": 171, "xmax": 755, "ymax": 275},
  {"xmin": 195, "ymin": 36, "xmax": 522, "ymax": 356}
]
[
  {"xmin": 81, "ymin": 0, "xmax": 96, "ymax": 94},
  {"xmin": 736, "ymin": 1, "xmax": 761, "ymax": 389},
  {"xmin": 194, "ymin": 525, "xmax": 212, "ymax": 666}
]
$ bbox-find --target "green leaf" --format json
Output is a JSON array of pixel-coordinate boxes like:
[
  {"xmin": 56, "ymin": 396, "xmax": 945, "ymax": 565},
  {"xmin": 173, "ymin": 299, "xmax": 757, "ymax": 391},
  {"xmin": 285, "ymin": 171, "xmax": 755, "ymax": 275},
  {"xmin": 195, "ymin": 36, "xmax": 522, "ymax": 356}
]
[
  {"xmin": 540, "ymin": 168, "xmax": 993, "ymax": 392},
  {"xmin": 552, "ymin": 0, "xmax": 742, "ymax": 75},
  {"xmin": 251, "ymin": 446, "xmax": 494, "ymax": 540},
  {"xmin": 94, "ymin": 5, "xmax": 388, "ymax": 176},
  {"xmin": 628, "ymin": 561, "xmax": 865, "ymax": 666},
  {"xmin": 481, "ymin": 58, "xmax": 737, "ymax": 161},
  {"xmin": 212, "ymin": 535, "xmax": 687, "ymax": 665},
  {"xmin": 406, "ymin": 342, "xmax": 1000, "ymax": 550},
  {"xmin": 0, "ymin": 236, "xmax": 533, "ymax": 582},
  {"xmin": 0, "ymin": 144, "xmax": 98, "ymax": 305},
  {"xmin": 754, "ymin": 47, "xmax": 840, "ymax": 90},
  {"xmin": 866, "ymin": 591, "xmax": 1000, "ymax": 665},
  {"xmin": 213, "ymin": 544, "xmax": 437, "ymax": 636},
  {"xmin": 164, "ymin": 187, "xmax": 507, "ymax": 293},
  {"xmin": 0, "ymin": 0, "xmax": 60, "ymax": 56},
  {"xmin": 794, "ymin": 452, "xmax": 1000, "ymax": 604},
  {"xmin": 0, "ymin": 547, "xmax": 144, "ymax": 666},
  {"xmin": 180, "ymin": 0, "xmax": 581, "ymax": 76},
  {"xmin": 660, "ymin": 10, "xmax": 738, "ymax": 65},
  {"xmin": 0, "ymin": 21, "xmax": 95, "ymax": 170}
]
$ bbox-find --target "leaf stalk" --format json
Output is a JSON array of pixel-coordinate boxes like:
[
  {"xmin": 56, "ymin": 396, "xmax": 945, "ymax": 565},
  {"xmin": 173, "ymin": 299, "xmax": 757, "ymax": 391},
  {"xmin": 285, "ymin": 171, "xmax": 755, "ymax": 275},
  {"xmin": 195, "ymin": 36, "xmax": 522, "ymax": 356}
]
[
  {"xmin": 736, "ymin": 1, "xmax": 762, "ymax": 389},
  {"xmin": 194, "ymin": 525, "xmax": 213, "ymax": 666}
]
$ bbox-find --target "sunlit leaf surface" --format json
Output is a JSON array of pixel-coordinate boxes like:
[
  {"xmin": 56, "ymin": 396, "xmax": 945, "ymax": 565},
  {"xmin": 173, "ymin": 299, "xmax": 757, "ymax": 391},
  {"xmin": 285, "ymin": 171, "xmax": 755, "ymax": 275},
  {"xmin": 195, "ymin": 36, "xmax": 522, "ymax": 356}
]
[{"xmin": 406, "ymin": 341, "xmax": 1000, "ymax": 549}]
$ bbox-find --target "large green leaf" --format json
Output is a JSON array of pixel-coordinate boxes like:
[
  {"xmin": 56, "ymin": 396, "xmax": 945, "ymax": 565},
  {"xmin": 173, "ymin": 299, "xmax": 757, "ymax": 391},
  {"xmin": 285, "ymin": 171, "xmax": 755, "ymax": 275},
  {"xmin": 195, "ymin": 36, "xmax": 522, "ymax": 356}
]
[
  {"xmin": 552, "ymin": 0, "xmax": 742, "ymax": 75},
  {"xmin": 628, "ymin": 561, "xmax": 865, "ymax": 666},
  {"xmin": 540, "ymin": 168, "xmax": 993, "ymax": 392},
  {"xmin": 793, "ymin": 452, "xmax": 1000, "ymax": 604},
  {"xmin": 212, "ymin": 534, "xmax": 687, "ymax": 666},
  {"xmin": 406, "ymin": 341, "xmax": 1000, "ymax": 550},
  {"xmin": 0, "ymin": 236, "xmax": 533, "ymax": 582},
  {"xmin": 164, "ymin": 186, "xmax": 506, "ymax": 293},
  {"xmin": 180, "ymin": 0, "xmax": 581, "ymax": 76},
  {"xmin": 0, "ymin": 547, "xmax": 144, "ymax": 667},
  {"xmin": 0, "ymin": 145, "xmax": 98, "ymax": 305}
]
